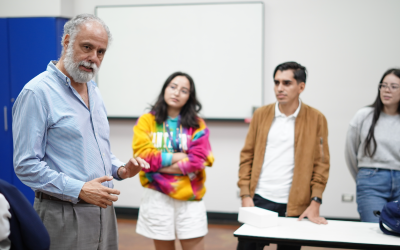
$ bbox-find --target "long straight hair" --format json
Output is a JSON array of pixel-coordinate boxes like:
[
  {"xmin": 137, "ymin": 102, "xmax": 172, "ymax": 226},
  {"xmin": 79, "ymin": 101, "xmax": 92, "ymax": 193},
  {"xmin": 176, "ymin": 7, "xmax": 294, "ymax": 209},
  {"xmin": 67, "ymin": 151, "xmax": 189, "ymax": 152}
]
[
  {"xmin": 150, "ymin": 72, "xmax": 202, "ymax": 128},
  {"xmin": 364, "ymin": 68, "xmax": 400, "ymax": 157}
]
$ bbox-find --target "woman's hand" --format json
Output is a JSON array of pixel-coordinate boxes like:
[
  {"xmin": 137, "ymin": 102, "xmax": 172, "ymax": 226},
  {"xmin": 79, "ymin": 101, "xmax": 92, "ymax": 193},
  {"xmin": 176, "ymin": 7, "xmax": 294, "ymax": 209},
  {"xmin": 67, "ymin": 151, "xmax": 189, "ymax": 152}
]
[
  {"xmin": 158, "ymin": 163, "xmax": 183, "ymax": 174},
  {"xmin": 172, "ymin": 153, "xmax": 188, "ymax": 164}
]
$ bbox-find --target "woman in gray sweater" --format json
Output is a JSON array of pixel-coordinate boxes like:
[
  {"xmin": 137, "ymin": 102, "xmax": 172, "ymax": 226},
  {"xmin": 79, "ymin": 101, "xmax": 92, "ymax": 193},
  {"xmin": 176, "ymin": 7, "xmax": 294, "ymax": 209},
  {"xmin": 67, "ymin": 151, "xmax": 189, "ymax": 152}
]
[{"xmin": 345, "ymin": 68, "xmax": 400, "ymax": 222}]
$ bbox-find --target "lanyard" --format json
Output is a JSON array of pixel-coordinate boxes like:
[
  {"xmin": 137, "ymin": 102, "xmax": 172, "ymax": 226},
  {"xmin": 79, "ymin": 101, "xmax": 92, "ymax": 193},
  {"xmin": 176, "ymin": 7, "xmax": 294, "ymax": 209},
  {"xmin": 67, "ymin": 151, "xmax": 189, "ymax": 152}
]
[{"xmin": 165, "ymin": 116, "xmax": 181, "ymax": 152}]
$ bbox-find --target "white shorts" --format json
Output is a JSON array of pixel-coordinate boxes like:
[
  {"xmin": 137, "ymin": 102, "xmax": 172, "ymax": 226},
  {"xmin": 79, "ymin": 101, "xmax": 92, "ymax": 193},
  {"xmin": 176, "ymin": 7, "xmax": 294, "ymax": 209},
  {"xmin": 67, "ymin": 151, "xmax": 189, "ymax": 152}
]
[{"xmin": 136, "ymin": 188, "xmax": 208, "ymax": 240}]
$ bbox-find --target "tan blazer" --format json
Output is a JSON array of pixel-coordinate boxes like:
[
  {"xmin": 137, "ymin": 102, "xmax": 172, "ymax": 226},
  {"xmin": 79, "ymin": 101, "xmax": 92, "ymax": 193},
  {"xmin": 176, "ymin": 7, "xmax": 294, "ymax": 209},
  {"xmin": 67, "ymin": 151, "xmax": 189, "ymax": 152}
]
[{"xmin": 238, "ymin": 102, "xmax": 330, "ymax": 216}]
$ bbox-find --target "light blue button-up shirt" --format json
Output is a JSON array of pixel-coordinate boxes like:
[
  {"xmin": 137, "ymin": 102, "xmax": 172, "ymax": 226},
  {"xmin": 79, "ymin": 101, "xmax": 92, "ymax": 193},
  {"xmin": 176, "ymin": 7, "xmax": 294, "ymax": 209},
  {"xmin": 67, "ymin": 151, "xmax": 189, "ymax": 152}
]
[{"xmin": 12, "ymin": 61, "xmax": 124, "ymax": 203}]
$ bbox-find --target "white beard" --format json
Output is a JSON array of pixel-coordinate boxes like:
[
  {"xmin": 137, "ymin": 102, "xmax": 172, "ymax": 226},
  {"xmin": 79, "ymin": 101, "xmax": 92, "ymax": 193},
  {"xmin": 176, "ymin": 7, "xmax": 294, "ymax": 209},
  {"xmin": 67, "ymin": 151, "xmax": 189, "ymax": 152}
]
[{"xmin": 63, "ymin": 44, "xmax": 99, "ymax": 83}]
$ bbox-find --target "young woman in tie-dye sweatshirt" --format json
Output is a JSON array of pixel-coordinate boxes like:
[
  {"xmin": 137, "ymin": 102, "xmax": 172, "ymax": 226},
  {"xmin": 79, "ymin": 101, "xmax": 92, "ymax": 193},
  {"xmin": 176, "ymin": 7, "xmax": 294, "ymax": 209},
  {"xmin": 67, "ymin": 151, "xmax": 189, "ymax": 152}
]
[{"xmin": 133, "ymin": 72, "xmax": 214, "ymax": 249}]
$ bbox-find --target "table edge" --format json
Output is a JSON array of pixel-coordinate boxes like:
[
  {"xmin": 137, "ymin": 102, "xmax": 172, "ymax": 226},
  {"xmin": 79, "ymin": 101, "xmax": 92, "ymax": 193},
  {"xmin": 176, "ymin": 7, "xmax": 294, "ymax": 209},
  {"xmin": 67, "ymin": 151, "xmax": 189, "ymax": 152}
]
[{"xmin": 234, "ymin": 234, "xmax": 400, "ymax": 249}]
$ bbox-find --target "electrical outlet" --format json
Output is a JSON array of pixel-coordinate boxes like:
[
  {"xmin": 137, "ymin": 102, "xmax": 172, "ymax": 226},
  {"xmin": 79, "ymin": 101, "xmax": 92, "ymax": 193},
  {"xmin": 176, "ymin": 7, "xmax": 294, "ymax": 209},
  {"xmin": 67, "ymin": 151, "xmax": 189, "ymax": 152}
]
[{"xmin": 342, "ymin": 194, "xmax": 354, "ymax": 202}]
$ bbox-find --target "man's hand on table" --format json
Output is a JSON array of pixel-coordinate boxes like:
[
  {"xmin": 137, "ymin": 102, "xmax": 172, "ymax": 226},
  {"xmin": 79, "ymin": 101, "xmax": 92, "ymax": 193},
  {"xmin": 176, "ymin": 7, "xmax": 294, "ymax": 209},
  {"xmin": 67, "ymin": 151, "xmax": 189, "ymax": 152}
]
[
  {"xmin": 241, "ymin": 196, "xmax": 255, "ymax": 207},
  {"xmin": 117, "ymin": 157, "xmax": 150, "ymax": 179},
  {"xmin": 79, "ymin": 176, "xmax": 120, "ymax": 208},
  {"xmin": 298, "ymin": 200, "xmax": 328, "ymax": 224}
]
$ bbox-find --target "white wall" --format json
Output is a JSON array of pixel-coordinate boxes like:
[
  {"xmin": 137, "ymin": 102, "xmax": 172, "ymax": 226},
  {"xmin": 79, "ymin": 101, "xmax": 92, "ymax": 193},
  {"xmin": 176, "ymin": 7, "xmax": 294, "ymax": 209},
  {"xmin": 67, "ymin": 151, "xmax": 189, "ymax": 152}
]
[
  {"xmin": 3, "ymin": 0, "xmax": 400, "ymax": 219},
  {"xmin": 0, "ymin": 0, "xmax": 73, "ymax": 18}
]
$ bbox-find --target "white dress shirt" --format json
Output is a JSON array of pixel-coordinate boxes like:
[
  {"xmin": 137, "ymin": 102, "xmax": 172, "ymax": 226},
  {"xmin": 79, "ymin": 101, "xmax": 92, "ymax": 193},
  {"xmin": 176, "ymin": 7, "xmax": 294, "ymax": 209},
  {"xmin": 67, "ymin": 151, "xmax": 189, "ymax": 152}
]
[{"xmin": 255, "ymin": 100, "xmax": 301, "ymax": 204}]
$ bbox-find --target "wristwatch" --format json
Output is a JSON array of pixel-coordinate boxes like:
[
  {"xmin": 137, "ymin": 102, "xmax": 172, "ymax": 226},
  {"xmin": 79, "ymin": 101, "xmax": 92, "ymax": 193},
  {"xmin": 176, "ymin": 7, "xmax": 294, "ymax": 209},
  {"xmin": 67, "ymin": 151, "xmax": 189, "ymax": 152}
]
[
  {"xmin": 117, "ymin": 164, "xmax": 126, "ymax": 179},
  {"xmin": 311, "ymin": 197, "xmax": 322, "ymax": 204},
  {"xmin": 241, "ymin": 194, "xmax": 251, "ymax": 199}
]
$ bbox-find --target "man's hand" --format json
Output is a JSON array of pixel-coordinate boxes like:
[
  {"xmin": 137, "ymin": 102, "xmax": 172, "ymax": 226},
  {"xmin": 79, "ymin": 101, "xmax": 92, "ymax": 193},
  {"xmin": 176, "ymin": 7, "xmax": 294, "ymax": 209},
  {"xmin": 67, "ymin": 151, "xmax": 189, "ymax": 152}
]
[
  {"xmin": 118, "ymin": 157, "xmax": 150, "ymax": 179},
  {"xmin": 79, "ymin": 176, "xmax": 120, "ymax": 208},
  {"xmin": 298, "ymin": 200, "xmax": 328, "ymax": 224},
  {"xmin": 241, "ymin": 196, "xmax": 255, "ymax": 207}
]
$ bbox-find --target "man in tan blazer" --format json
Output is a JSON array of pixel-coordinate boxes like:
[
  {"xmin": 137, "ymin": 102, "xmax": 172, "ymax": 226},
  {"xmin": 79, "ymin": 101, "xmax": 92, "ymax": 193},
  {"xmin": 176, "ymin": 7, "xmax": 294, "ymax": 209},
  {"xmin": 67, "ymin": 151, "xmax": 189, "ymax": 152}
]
[{"xmin": 237, "ymin": 62, "xmax": 330, "ymax": 250}]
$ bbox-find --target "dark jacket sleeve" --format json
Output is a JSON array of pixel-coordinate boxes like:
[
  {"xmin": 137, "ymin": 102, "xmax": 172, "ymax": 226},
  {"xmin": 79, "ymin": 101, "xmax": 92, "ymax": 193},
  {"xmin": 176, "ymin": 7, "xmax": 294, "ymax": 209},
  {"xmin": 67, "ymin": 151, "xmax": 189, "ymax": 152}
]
[{"xmin": 0, "ymin": 180, "xmax": 50, "ymax": 250}]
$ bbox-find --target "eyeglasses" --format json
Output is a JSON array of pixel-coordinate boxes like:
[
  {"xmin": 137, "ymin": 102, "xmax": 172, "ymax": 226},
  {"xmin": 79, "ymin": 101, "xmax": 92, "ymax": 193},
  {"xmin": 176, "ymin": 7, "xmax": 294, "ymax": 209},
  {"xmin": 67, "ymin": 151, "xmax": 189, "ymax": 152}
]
[{"xmin": 379, "ymin": 83, "xmax": 400, "ymax": 92}]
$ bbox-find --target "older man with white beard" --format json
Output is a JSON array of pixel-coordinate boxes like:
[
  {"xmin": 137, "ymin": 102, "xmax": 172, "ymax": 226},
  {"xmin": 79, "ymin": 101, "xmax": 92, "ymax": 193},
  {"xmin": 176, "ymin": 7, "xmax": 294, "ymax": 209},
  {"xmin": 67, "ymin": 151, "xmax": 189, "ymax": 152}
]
[{"xmin": 12, "ymin": 14, "xmax": 149, "ymax": 250}]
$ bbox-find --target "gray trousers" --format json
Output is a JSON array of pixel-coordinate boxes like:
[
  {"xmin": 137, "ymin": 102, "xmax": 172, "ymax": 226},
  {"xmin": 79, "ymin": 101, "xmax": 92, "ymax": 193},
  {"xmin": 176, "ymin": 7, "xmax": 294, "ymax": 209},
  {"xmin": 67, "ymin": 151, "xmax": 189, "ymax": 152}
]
[{"xmin": 34, "ymin": 198, "xmax": 118, "ymax": 250}]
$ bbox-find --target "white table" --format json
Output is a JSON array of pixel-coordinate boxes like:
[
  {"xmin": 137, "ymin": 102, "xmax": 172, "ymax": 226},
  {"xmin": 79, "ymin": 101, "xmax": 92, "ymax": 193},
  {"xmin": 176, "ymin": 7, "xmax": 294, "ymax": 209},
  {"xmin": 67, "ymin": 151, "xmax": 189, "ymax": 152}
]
[{"xmin": 234, "ymin": 217, "xmax": 400, "ymax": 249}]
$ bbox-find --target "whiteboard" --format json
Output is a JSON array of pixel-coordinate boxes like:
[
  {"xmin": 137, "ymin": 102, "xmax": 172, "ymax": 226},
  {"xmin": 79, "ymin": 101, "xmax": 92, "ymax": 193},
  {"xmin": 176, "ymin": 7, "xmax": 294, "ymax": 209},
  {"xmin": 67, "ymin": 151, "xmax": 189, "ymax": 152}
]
[{"xmin": 96, "ymin": 3, "xmax": 263, "ymax": 119}]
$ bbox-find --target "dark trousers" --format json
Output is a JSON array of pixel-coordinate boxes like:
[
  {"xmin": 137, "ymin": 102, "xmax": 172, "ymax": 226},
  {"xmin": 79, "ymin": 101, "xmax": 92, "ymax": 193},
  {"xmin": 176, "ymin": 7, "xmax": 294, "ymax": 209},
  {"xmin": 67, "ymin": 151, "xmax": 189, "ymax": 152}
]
[{"xmin": 237, "ymin": 194, "xmax": 301, "ymax": 250}]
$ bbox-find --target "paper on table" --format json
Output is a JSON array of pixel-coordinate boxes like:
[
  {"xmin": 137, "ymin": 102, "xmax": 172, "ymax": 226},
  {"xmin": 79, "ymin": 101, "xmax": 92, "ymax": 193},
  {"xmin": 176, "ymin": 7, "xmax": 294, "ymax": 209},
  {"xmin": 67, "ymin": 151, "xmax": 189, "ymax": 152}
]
[{"xmin": 238, "ymin": 207, "xmax": 278, "ymax": 228}]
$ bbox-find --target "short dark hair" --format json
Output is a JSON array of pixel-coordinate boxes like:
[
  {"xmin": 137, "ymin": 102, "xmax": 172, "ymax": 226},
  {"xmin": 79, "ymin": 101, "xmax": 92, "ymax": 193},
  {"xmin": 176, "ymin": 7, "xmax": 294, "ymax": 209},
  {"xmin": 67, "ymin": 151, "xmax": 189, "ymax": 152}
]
[
  {"xmin": 150, "ymin": 72, "xmax": 202, "ymax": 128},
  {"xmin": 273, "ymin": 61, "xmax": 307, "ymax": 84}
]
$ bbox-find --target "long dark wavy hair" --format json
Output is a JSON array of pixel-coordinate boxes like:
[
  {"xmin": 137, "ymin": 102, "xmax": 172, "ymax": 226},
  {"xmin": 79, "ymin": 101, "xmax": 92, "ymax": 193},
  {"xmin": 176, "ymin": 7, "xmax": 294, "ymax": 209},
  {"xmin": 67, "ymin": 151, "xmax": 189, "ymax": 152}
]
[
  {"xmin": 364, "ymin": 68, "xmax": 400, "ymax": 157},
  {"xmin": 150, "ymin": 72, "xmax": 202, "ymax": 128}
]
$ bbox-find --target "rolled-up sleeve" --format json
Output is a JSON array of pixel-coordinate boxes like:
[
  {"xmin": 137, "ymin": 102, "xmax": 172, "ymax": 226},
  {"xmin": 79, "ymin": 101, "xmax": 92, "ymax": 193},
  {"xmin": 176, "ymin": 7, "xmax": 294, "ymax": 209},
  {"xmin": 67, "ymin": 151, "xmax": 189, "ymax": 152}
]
[{"xmin": 12, "ymin": 90, "xmax": 85, "ymax": 203}]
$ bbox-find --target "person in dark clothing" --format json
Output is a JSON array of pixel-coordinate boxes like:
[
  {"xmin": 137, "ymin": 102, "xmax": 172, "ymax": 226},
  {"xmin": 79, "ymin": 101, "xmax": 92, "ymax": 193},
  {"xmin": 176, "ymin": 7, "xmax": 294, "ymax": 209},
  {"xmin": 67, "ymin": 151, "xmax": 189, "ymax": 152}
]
[{"xmin": 0, "ymin": 179, "xmax": 50, "ymax": 250}]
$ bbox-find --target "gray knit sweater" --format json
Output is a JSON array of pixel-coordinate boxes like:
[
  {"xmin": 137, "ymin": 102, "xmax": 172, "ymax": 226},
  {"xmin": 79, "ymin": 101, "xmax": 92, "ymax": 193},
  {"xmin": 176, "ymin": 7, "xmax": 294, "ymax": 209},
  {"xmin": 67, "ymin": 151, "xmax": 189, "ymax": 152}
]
[{"xmin": 345, "ymin": 107, "xmax": 400, "ymax": 180}]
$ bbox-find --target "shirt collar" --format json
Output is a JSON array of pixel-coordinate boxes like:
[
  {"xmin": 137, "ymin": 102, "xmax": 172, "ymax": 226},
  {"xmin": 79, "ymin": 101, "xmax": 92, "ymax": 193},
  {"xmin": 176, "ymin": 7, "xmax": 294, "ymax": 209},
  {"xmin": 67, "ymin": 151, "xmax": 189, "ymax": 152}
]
[
  {"xmin": 46, "ymin": 61, "xmax": 72, "ymax": 86},
  {"xmin": 275, "ymin": 99, "xmax": 302, "ymax": 118}
]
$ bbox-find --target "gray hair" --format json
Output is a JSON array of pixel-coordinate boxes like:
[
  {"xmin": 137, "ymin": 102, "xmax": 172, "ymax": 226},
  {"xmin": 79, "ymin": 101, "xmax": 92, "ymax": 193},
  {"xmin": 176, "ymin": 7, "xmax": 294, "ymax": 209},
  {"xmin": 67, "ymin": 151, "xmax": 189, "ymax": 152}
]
[{"xmin": 61, "ymin": 14, "xmax": 112, "ymax": 54}]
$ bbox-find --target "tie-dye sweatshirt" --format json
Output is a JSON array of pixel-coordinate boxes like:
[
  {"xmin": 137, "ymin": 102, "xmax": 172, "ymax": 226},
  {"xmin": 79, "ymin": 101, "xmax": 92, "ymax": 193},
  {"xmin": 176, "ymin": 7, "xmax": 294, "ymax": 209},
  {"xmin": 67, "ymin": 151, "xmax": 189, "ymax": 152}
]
[{"xmin": 132, "ymin": 113, "xmax": 214, "ymax": 201}]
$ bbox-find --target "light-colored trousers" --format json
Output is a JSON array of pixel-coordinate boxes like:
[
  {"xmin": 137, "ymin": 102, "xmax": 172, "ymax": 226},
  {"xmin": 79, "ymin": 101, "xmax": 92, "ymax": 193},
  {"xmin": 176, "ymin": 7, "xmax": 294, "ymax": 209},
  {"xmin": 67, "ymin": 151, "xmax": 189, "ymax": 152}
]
[{"xmin": 34, "ymin": 198, "xmax": 118, "ymax": 250}]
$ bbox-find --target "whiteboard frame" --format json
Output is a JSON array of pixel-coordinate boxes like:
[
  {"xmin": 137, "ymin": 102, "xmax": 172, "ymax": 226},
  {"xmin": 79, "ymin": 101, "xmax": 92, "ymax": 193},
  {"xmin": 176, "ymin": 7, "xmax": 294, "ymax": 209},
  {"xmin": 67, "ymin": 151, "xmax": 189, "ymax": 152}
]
[{"xmin": 95, "ymin": 2, "xmax": 265, "ymax": 121}]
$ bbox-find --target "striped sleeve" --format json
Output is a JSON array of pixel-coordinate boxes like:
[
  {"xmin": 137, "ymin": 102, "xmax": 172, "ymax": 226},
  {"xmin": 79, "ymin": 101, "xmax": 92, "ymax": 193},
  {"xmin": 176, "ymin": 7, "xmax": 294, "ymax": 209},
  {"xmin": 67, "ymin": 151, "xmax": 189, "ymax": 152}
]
[{"xmin": 12, "ymin": 90, "xmax": 85, "ymax": 203}]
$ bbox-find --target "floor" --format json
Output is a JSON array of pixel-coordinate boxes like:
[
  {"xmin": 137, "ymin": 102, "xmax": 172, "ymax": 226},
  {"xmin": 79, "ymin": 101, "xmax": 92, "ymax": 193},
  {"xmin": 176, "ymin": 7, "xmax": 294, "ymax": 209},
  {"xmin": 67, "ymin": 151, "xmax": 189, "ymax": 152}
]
[{"xmin": 118, "ymin": 219, "xmax": 354, "ymax": 250}]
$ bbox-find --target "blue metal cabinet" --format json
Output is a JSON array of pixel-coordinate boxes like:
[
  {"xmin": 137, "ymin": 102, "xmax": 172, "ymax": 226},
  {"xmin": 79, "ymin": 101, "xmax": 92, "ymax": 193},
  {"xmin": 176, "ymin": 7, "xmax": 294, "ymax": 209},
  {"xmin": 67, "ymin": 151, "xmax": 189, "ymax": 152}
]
[
  {"xmin": 0, "ymin": 18, "xmax": 13, "ymax": 185},
  {"xmin": 9, "ymin": 17, "xmax": 68, "ymax": 100}
]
